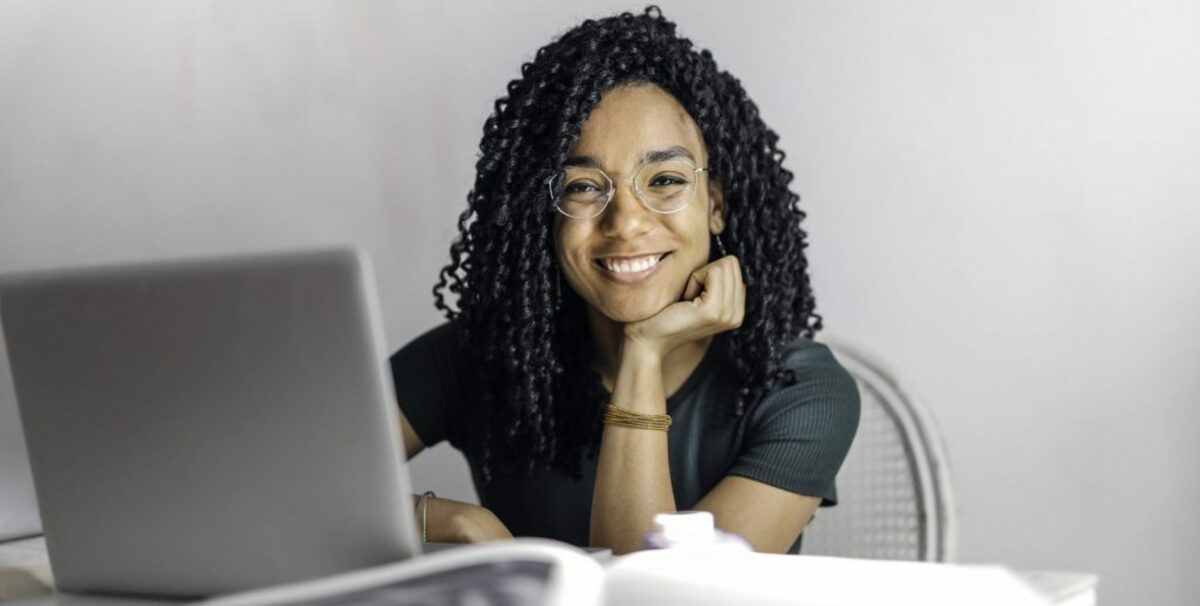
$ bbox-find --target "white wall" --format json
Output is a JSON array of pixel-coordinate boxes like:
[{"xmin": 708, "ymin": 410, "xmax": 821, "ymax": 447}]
[{"xmin": 1, "ymin": 1, "xmax": 1196, "ymax": 603}]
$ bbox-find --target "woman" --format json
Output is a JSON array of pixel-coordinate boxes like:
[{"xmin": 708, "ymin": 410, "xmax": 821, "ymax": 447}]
[{"xmin": 390, "ymin": 6, "xmax": 859, "ymax": 555}]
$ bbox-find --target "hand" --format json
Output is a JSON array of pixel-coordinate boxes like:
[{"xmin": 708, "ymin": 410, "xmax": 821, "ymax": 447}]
[
  {"xmin": 623, "ymin": 254, "xmax": 745, "ymax": 359},
  {"xmin": 425, "ymin": 498, "xmax": 514, "ymax": 544}
]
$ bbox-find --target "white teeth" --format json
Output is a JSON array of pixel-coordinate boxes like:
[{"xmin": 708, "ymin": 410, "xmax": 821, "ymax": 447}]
[{"xmin": 602, "ymin": 254, "xmax": 663, "ymax": 274}]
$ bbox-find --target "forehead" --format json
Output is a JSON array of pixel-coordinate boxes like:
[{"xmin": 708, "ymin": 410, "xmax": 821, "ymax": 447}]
[{"xmin": 568, "ymin": 83, "xmax": 706, "ymax": 170}]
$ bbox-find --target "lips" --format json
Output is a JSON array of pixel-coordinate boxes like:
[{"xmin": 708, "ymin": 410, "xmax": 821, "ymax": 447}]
[{"xmin": 593, "ymin": 252, "xmax": 671, "ymax": 284}]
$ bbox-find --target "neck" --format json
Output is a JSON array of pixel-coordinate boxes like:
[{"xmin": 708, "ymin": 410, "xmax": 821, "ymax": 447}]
[{"xmin": 585, "ymin": 306, "xmax": 713, "ymax": 397}]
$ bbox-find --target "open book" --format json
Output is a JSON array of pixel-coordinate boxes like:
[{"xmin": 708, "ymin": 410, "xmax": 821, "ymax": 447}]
[{"xmin": 200, "ymin": 539, "xmax": 606, "ymax": 606}]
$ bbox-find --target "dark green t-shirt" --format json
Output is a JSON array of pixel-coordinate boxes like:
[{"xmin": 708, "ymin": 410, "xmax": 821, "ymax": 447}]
[{"xmin": 389, "ymin": 320, "xmax": 860, "ymax": 554}]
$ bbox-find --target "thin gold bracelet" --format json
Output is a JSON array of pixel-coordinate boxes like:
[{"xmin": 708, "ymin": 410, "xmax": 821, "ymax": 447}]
[
  {"xmin": 603, "ymin": 403, "xmax": 672, "ymax": 431},
  {"xmin": 417, "ymin": 490, "xmax": 436, "ymax": 542}
]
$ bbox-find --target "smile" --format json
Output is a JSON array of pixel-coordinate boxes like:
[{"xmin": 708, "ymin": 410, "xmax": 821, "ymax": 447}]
[{"xmin": 593, "ymin": 252, "xmax": 670, "ymax": 284}]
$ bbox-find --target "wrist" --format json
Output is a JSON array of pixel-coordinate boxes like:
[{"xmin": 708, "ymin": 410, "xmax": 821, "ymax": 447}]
[
  {"xmin": 610, "ymin": 339, "xmax": 667, "ymax": 416},
  {"xmin": 452, "ymin": 505, "xmax": 511, "ymax": 543},
  {"xmin": 432, "ymin": 499, "xmax": 512, "ymax": 544},
  {"xmin": 423, "ymin": 495, "xmax": 471, "ymax": 543},
  {"xmin": 415, "ymin": 490, "xmax": 436, "ymax": 542},
  {"xmin": 421, "ymin": 494, "xmax": 448, "ymax": 542},
  {"xmin": 620, "ymin": 335, "xmax": 666, "ymax": 366}
]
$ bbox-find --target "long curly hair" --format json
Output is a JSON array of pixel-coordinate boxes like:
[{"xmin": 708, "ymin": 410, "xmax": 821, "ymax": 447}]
[{"xmin": 432, "ymin": 5, "xmax": 821, "ymax": 484}]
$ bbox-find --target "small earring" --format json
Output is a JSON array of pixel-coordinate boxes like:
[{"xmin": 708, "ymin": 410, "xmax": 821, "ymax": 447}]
[{"xmin": 714, "ymin": 233, "xmax": 728, "ymax": 257}]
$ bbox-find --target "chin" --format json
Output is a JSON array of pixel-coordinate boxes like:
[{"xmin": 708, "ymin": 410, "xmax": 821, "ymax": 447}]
[
  {"xmin": 599, "ymin": 298, "xmax": 671, "ymax": 324},
  {"xmin": 605, "ymin": 309, "xmax": 655, "ymax": 324}
]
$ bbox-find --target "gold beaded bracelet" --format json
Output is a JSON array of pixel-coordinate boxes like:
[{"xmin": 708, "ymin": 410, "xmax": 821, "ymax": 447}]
[{"xmin": 603, "ymin": 403, "xmax": 672, "ymax": 431}]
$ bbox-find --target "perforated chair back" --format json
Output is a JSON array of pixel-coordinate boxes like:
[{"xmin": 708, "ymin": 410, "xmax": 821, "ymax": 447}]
[{"xmin": 800, "ymin": 338, "xmax": 956, "ymax": 562}]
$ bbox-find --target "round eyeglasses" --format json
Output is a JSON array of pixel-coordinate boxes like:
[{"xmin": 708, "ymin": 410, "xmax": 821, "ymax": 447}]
[{"xmin": 546, "ymin": 159, "xmax": 709, "ymax": 219}]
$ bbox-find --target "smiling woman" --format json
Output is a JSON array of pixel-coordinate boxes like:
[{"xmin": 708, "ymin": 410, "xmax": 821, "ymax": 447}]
[{"xmin": 389, "ymin": 5, "xmax": 860, "ymax": 555}]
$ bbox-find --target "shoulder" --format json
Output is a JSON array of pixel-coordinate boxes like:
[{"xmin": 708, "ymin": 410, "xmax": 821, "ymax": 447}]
[
  {"xmin": 750, "ymin": 335, "xmax": 861, "ymax": 437},
  {"xmin": 388, "ymin": 318, "xmax": 475, "ymax": 399},
  {"xmin": 399, "ymin": 317, "xmax": 463, "ymax": 347},
  {"xmin": 726, "ymin": 334, "xmax": 862, "ymax": 507},
  {"xmin": 779, "ymin": 336, "xmax": 858, "ymax": 395},
  {"xmin": 388, "ymin": 318, "xmax": 473, "ymax": 449},
  {"xmin": 389, "ymin": 318, "xmax": 467, "ymax": 366},
  {"xmin": 779, "ymin": 335, "xmax": 852, "ymax": 382}
]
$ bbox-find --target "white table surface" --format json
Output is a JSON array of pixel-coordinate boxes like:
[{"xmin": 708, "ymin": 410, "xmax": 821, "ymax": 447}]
[{"xmin": 0, "ymin": 535, "xmax": 1098, "ymax": 606}]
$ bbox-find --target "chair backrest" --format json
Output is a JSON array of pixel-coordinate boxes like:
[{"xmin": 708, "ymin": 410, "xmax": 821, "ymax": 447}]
[{"xmin": 799, "ymin": 338, "xmax": 956, "ymax": 562}]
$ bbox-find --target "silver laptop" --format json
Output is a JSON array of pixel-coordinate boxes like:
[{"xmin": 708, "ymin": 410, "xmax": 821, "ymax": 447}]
[
  {"xmin": 0, "ymin": 333, "xmax": 42, "ymax": 544},
  {"xmin": 0, "ymin": 247, "xmax": 422, "ymax": 599}
]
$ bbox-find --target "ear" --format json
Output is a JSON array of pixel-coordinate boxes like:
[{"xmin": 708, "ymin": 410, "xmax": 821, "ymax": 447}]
[{"xmin": 708, "ymin": 179, "xmax": 726, "ymax": 235}]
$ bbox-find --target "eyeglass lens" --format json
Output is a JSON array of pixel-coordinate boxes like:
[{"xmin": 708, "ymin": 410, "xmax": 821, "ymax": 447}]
[{"xmin": 551, "ymin": 160, "xmax": 700, "ymax": 218}]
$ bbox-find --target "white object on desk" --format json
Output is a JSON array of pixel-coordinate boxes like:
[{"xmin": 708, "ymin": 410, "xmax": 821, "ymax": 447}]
[
  {"xmin": 1020, "ymin": 570, "xmax": 1100, "ymax": 606},
  {"xmin": 2, "ymin": 535, "xmax": 1097, "ymax": 606},
  {"xmin": 644, "ymin": 510, "xmax": 752, "ymax": 551},
  {"xmin": 604, "ymin": 549, "xmax": 1094, "ymax": 606}
]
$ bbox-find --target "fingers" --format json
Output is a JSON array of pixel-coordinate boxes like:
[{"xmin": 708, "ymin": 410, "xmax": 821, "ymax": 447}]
[
  {"xmin": 685, "ymin": 262, "xmax": 710, "ymax": 298},
  {"xmin": 678, "ymin": 256, "xmax": 745, "ymax": 334},
  {"xmin": 714, "ymin": 256, "xmax": 743, "ymax": 329},
  {"xmin": 723, "ymin": 256, "xmax": 734, "ymax": 325},
  {"xmin": 697, "ymin": 261, "xmax": 724, "ymax": 317},
  {"xmin": 682, "ymin": 272, "xmax": 703, "ymax": 301},
  {"xmin": 732, "ymin": 258, "xmax": 745, "ymax": 328}
]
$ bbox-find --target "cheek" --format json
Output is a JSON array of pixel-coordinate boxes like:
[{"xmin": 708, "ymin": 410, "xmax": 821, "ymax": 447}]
[
  {"xmin": 554, "ymin": 226, "xmax": 590, "ymax": 282},
  {"xmin": 669, "ymin": 217, "xmax": 711, "ymax": 262}
]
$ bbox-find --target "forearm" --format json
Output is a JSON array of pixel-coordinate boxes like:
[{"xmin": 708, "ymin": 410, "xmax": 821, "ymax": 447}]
[
  {"xmin": 411, "ymin": 494, "xmax": 512, "ymax": 543},
  {"xmin": 589, "ymin": 342, "xmax": 677, "ymax": 554}
]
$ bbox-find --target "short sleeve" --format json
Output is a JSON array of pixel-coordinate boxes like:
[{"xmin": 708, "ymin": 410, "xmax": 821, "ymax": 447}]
[
  {"xmin": 727, "ymin": 338, "xmax": 861, "ymax": 507},
  {"xmin": 388, "ymin": 320, "xmax": 470, "ymax": 450}
]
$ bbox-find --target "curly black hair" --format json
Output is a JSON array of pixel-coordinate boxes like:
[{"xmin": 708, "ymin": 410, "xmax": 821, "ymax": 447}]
[{"xmin": 431, "ymin": 5, "xmax": 821, "ymax": 484}]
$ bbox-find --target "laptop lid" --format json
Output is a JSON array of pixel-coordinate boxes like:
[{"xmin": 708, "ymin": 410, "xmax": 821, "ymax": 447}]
[
  {"xmin": 0, "ymin": 247, "xmax": 421, "ymax": 598},
  {"xmin": 0, "ymin": 333, "xmax": 42, "ymax": 543}
]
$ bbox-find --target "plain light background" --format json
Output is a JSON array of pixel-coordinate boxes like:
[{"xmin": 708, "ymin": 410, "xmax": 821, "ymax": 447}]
[{"xmin": 1, "ymin": 1, "xmax": 1197, "ymax": 604}]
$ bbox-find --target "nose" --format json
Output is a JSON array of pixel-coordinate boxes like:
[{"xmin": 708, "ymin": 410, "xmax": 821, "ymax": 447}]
[{"xmin": 599, "ymin": 179, "xmax": 654, "ymax": 240}]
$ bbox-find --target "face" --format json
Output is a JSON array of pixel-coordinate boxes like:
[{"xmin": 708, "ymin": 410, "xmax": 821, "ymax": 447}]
[{"xmin": 553, "ymin": 83, "xmax": 725, "ymax": 323}]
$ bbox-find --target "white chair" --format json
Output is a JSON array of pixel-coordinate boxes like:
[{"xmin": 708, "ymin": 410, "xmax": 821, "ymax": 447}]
[{"xmin": 800, "ymin": 338, "xmax": 957, "ymax": 562}]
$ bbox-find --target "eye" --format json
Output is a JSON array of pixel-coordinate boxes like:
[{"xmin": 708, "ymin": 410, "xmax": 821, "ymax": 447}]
[
  {"xmin": 564, "ymin": 181, "xmax": 601, "ymax": 194},
  {"xmin": 649, "ymin": 175, "xmax": 688, "ymax": 187}
]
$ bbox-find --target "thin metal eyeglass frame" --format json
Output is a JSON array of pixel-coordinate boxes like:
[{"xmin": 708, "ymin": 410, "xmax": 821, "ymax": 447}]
[{"xmin": 546, "ymin": 161, "xmax": 710, "ymax": 219}]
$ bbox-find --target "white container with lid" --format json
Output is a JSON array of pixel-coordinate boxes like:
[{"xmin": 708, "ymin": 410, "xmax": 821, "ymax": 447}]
[{"xmin": 642, "ymin": 510, "xmax": 752, "ymax": 551}]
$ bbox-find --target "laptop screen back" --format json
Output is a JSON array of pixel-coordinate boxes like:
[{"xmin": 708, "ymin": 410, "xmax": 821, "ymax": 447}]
[
  {"xmin": 0, "ymin": 333, "xmax": 42, "ymax": 543},
  {"xmin": 0, "ymin": 247, "xmax": 421, "ymax": 597}
]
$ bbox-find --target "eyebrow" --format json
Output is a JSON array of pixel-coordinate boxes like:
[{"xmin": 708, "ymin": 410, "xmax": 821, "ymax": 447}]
[{"xmin": 564, "ymin": 145, "xmax": 696, "ymax": 169}]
